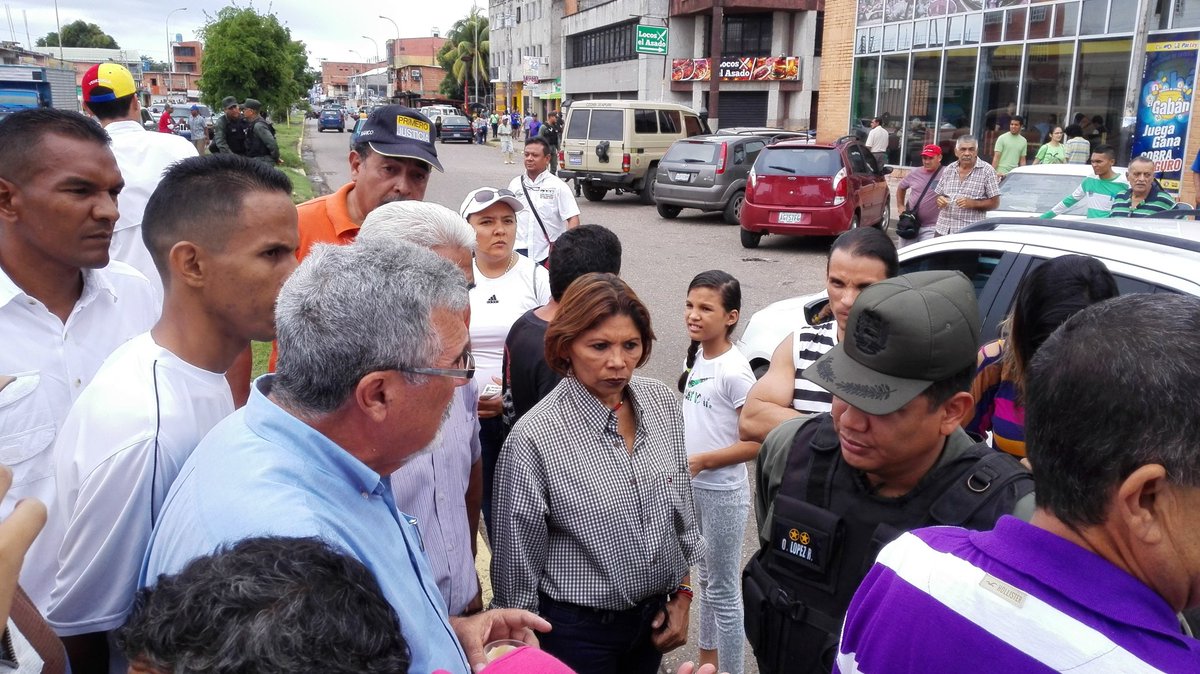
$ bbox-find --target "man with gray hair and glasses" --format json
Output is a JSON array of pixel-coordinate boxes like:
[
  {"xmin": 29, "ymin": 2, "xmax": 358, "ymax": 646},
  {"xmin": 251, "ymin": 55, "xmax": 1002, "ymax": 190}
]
[
  {"xmin": 357, "ymin": 201, "xmax": 485, "ymax": 616},
  {"xmin": 142, "ymin": 237, "xmax": 549, "ymax": 674},
  {"xmin": 836, "ymin": 293, "xmax": 1200, "ymax": 671}
]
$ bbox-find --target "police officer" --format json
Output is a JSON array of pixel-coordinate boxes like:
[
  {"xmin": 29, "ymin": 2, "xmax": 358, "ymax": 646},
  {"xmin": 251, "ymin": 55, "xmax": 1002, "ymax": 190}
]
[
  {"xmin": 242, "ymin": 98, "xmax": 279, "ymax": 166},
  {"xmin": 743, "ymin": 270, "xmax": 1034, "ymax": 674},
  {"xmin": 537, "ymin": 110, "xmax": 563, "ymax": 174},
  {"xmin": 211, "ymin": 96, "xmax": 248, "ymax": 155}
]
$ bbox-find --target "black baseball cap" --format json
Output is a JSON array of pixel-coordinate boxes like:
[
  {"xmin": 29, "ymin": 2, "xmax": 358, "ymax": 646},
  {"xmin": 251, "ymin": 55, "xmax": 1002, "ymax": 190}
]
[
  {"xmin": 802, "ymin": 270, "xmax": 981, "ymax": 415},
  {"xmin": 355, "ymin": 105, "xmax": 443, "ymax": 172}
]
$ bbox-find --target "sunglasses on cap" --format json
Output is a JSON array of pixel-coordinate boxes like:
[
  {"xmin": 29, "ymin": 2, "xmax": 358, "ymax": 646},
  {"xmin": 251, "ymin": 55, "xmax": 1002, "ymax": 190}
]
[{"xmin": 472, "ymin": 188, "xmax": 517, "ymax": 202}]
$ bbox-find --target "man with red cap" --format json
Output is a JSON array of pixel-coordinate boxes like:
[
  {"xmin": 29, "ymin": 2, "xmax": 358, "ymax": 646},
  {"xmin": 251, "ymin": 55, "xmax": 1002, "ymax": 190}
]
[{"xmin": 895, "ymin": 144, "xmax": 944, "ymax": 246}]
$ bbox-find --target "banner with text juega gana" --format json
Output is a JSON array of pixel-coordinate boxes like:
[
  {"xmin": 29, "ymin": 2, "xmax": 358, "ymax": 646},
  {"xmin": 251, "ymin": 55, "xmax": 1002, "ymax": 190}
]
[{"xmin": 1132, "ymin": 41, "xmax": 1197, "ymax": 193}]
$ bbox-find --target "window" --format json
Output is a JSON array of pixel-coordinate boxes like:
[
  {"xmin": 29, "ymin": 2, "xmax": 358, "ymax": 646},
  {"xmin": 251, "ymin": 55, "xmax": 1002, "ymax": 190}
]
[
  {"xmin": 175, "ymin": 46, "xmax": 195, "ymax": 57},
  {"xmin": 684, "ymin": 115, "xmax": 705, "ymax": 137},
  {"xmin": 846, "ymin": 145, "xmax": 871, "ymax": 174},
  {"xmin": 658, "ymin": 110, "xmax": 680, "ymax": 134},
  {"xmin": 814, "ymin": 11, "xmax": 824, "ymax": 56},
  {"xmin": 899, "ymin": 250, "xmax": 1006, "ymax": 300},
  {"xmin": 1072, "ymin": 38, "xmax": 1132, "ymax": 159},
  {"xmin": 589, "ymin": 110, "xmax": 623, "ymax": 140},
  {"xmin": 723, "ymin": 14, "xmax": 773, "ymax": 57},
  {"xmin": 565, "ymin": 110, "xmax": 590, "ymax": 140},
  {"xmin": 634, "ymin": 109, "xmax": 657, "ymax": 133},
  {"xmin": 567, "ymin": 22, "xmax": 636, "ymax": 68},
  {"xmin": 756, "ymin": 148, "xmax": 840, "ymax": 176},
  {"xmin": 851, "ymin": 57, "xmax": 879, "ymax": 127}
]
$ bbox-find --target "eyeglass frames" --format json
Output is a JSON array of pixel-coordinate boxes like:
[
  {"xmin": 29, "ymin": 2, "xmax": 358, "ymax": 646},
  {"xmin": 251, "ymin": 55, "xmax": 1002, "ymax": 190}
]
[{"xmin": 399, "ymin": 350, "xmax": 475, "ymax": 381}]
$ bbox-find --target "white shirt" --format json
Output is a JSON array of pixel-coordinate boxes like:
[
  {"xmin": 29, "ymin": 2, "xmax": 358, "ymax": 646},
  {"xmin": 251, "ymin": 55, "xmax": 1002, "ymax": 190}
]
[
  {"xmin": 390, "ymin": 381, "xmax": 482, "ymax": 615},
  {"xmin": 508, "ymin": 170, "xmax": 581, "ymax": 263},
  {"xmin": 682, "ymin": 346, "xmax": 756, "ymax": 490},
  {"xmin": 469, "ymin": 255, "xmax": 550, "ymax": 388},
  {"xmin": 866, "ymin": 125, "xmax": 889, "ymax": 154},
  {"xmin": 45, "ymin": 332, "xmax": 233, "ymax": 639},
  {"xmin": 0, "ymin": 262, "xmax": 158, "ymax": 609},
  {"xmin": 105, "ymin": 119, "xmax": 198, "ymax": 302}
]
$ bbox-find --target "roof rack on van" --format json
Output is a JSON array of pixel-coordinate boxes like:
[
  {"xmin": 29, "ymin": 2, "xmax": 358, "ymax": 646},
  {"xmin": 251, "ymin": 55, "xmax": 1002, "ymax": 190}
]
[{"xmin": 960, "ymin": 217, "xmax": 1200, "ymax": 255}]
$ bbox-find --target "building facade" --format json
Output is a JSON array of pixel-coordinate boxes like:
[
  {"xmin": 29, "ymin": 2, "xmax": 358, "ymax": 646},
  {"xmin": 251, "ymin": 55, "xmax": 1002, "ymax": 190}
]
[
  {"xmin": 559, "ymin": 0, "xmax": 672, "ymax": 105},
  {"xmin": 489, "ymin": 0, "xmax": 564, "ymax": 116},
  {"xmin": 321, "ymin": 60, "xmax": 387, "ymax": 101},
  {"xmin": 385, "ymin": 36, "xmax": 447, "ymax": 100},
  {"xmin": 667, "ymin": 0, "xmax": 823, "ymax": 130},
  {"xmin": 821, "ymin": 0, "xmax": 1200, "ymax": 201}
]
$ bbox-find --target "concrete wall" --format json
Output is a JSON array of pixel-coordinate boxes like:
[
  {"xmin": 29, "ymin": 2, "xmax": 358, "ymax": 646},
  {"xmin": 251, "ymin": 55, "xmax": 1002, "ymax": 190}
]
[
  {"xmin": 490, "ymin": 0, "xmax": 564, "ymax": 114},
  {"xmin": 562, "ymin": 0, "xmax": 682, "ymax": 103}
]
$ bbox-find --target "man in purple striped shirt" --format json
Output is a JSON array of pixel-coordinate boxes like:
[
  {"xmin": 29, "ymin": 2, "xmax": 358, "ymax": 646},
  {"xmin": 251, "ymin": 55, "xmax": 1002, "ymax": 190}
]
[{"xmin": 837, "ymin": 293, "xmax": 1200, "ymax": 672}]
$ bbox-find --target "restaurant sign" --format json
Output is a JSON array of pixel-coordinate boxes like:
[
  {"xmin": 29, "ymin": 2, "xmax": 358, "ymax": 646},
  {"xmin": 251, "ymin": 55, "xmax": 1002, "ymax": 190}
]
[{"xmin": 671, "ymin": 56, "xmax": 800, "ymax": 82}]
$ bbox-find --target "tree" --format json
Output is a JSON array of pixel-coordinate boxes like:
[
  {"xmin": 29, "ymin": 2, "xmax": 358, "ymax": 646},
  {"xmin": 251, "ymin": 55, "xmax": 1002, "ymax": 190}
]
[
  {"xmin": 437, "ymin": 9, "xmax": 489, "ymax": 105},
  {"xmin": 141, "ymin": 56, "xmax": 170, "ymax": 73},
  {"xmin": 196, "ymin": 7, "xmax": 311, "ymax": 118},
  {"xmin": 37, "ymin": 20, "xmax": 119, "ymax": 49}
]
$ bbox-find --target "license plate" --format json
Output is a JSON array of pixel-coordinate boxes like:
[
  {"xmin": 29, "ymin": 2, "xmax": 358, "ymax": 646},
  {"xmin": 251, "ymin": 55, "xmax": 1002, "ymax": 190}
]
[
  {"xmin": 778, "ymin": 212, "xmax": 803, "ymax": 224},
  {"xmin": 671, "ymin": 172, "xmax": 692, "ymax": 182},
  {"xmin": 568, "ymin": 154, "xmax": 582, "ymax": 166}
]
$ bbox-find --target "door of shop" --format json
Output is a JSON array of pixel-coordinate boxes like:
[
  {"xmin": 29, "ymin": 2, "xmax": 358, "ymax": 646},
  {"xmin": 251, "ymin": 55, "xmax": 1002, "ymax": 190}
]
[{"xmin": 717, "ymin": 91, "xmax": 769, "ymax": 128}]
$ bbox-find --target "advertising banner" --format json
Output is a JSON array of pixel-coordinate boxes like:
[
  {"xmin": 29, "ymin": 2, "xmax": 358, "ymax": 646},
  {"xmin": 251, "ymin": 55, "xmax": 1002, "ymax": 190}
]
[
  {"xmin": 1132, "ymin": 40, "xmax": 1198, "ymax": 193},
  {"xmin": 523, "ymin": 56, "xmax": 541, "ymax": 86},
  {"xmin": 671, "ymin": 57, "xmax": 800, "ymax": 82}
]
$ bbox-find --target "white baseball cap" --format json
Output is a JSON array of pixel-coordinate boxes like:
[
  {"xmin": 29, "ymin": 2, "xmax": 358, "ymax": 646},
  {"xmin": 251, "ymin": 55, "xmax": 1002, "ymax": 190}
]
[{"xmin": 459, "ymin": 187, "xmax": 525, "ymax": 219}]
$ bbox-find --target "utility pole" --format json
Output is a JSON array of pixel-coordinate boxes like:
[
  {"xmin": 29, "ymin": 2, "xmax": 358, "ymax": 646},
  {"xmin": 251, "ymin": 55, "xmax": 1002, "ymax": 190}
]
[
  {"xmin": 1120, "ymin": 0, "xmax": 1153, "ymax": 162},
  {"xmin": 707, "ymin": 0, "xmax": 723, "ymax": 131}
]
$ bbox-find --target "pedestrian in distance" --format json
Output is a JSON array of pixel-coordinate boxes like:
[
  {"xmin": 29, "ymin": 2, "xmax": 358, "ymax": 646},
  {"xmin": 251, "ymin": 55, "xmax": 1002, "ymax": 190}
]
[
  {"xmin": 508, "ymin": 137, "xmax": 581, "ymax": 266},
  {"xmin": 933, "ymin": 135, "xmax": 1001, "ymax": 236},
  {"xmin": 538, "ymin": 111, "xmax": 563, "ymax": 175},
  {"xmin": 836, "ymin": 293, "xmax": 1200, "ymax": 673},
  {"xmin": 678, "ymin": 270, "xmax": 758, "ymax": 674},
  {"xmin": 490, "ymin": 111, "xmax": 499, "ymax": 139},
  {"xmin": 1033, "ymin": 126, "xmax": 1066, "ymax": 165},
  {"xmin": 187, "ymin": 105, "xmax": 208, "ymax": 155},
  {"xmin": 865, "ymin": 116, "xmax": 888, "ymax": 169},
  {"xmin": 1040, "ymin": 144, "xmax": 1127, "ymax": 219},
  {"xmin": 511, "ymin": 110, "xmax": 521, "ymax": 141},
  {"xmin": 992, "ymin": 115, "xmax": 1028, "ymax": 178},
  {"xmin": 1110, "ymin": 155, "xmax": 1176, "ymax": 217},
  {"xmin": 1062, "ymin": 124, "xmax": 1091, "ymax": 164},
  {"xmin": 895, "ymin": 144, "xmax": 944, "ymax": 246},
  {"xmin": 498, "ymin": 113, "xmax": 515, "ymax": 164},
  {"xmin": 157, "ymin": 103, "xmax": 174, "ymax": 134}
]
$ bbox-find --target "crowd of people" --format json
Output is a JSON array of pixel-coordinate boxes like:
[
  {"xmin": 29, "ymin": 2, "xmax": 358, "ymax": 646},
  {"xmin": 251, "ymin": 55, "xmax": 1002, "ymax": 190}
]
[{"xmin": 1, "ymin": 59, "xmax": 1198, "ymax": 674}]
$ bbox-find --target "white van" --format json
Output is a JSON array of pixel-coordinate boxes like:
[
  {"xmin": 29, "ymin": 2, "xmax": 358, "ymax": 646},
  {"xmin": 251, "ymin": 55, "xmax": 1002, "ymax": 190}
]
[{"xmin": 558, "ymin": 100, "xmax": 705, "ymax": 204}]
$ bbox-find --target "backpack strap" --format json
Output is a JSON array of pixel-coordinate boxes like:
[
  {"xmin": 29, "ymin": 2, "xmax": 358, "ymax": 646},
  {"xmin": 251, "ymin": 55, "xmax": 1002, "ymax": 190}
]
[
  {"xmin": 778, "ymin": 414, "xmax": 840, "ymax": 509},
  {"xmin": 928, "ymin": 445, "xmax": 1034, "ymax": 526}
]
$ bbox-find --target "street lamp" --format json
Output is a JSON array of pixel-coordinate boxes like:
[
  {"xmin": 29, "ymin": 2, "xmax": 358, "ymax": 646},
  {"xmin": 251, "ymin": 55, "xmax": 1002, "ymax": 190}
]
[
  {"xmin": 379, "ymin": 16, "xmax": 401, "ymax": 99},
  {"xmin": 166, "ymin": 6, "xmax": 187, "ymax": 95},
  {"xmin": 361, "ymin": 36, "xmax": 379, "ymax": 64}
]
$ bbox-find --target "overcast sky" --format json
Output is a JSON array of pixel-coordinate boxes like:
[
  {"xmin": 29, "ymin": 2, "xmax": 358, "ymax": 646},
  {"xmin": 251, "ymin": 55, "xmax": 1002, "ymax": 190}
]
[{"xmin": 17, "ymin": 0, "xmax": 482, "ymax": 66}]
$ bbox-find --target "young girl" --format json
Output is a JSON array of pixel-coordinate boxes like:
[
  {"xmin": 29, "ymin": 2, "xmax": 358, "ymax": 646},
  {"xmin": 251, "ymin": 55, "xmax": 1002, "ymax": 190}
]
[{"xmin": 678, "ymin": 270, "xmax": 758, "ymax": 674}]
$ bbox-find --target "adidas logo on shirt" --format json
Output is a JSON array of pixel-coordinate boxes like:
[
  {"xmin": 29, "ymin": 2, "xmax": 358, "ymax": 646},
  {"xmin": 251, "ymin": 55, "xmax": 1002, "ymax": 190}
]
[{"xmin": 487, "ymin": 295, "xmax": 499, "ymax": 304}]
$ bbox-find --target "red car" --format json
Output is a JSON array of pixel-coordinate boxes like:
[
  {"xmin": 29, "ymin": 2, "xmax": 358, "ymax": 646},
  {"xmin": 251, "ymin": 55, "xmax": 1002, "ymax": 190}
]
[{"xmin": 739, "ymin": 136, "xmax": 892, "ymax": 248}]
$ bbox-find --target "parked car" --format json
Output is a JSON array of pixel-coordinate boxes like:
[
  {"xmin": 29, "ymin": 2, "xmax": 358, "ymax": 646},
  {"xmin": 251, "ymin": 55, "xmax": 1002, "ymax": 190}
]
[
  {"xmin": 993, "ymin": 164, "xmax": 1128, "ymax": 219},
  {"xmin": 738, "ymin": 216, "xmax": 1200, "ymax": 376},
  {"xmin": 318, "ymin": 108, "xmax": 345, "ymax": 132},
  {"xmin": 349, "ymin": 117, "xmax": 367, "ymax": 149},
  {"xmin": 654, "ymin": 134, "xmax": 767, "ymax": 224},
  {"xmin": 167, "ymin": 105, "xmax": 212, "ymax": 141},
  {"xmin": 739, "ymin": 136, "xmax": 891, "ymax": 248},
  {"xmin": 439, "ymin": 115, "xmax": 473, "ymax": 143},
  {"xmin": 557, "ymin": 100, "xmax": 706, "ymax": 204}
]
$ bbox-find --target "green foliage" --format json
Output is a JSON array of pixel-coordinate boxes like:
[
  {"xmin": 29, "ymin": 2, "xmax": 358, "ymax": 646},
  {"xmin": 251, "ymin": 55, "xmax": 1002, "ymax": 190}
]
[
  {"xmin": 196, "ymin": 7, "xmax": 311, "ymax": 119},
  {"xmin": 37, "ymin": 20, "xmax": 119, "ymax": 48},
  {"xmin": 436, "ymin": 9, "xmax": 489, "ymax": 101}
]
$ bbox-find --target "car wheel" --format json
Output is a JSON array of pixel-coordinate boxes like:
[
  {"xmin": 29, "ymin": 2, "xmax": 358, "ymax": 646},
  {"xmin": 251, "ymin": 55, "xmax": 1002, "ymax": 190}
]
[
  {"xmin": 724, "ymin": 190, "xmax": 745, "ymax": 226},
  {"xmin": 657, "ymin": 203, "xmax": 682, "ymax": 219},
  {"xmin": 582, "ymin": 185, "xmax": 607, "ymax": 202},
  {"xmin": 875, "ymin": 199, "xmax": 890, "ymax": 231},
  {"xmin": 849, "ymin": 212, "xmax": 861, "ymax": 230},
  {"xmin": 639, "ymin": 170, "xmax": 657, "ymax": 205},
  {"xmin": 740, "ymin": 227, "xmax": 762, "ymax": 249}
]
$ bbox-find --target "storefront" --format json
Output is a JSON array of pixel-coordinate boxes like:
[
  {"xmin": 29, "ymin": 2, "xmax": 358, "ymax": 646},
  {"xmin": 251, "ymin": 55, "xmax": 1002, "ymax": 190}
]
[{"xmin": 843, "ymin": 1, "xmax": 1200, "ymax": 193}]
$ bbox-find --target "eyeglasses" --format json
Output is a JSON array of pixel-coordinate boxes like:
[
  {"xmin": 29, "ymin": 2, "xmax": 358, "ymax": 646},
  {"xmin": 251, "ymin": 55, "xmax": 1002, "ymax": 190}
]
[
  {"xmin": 472, "ymin": 188, "xmax": 516, "ymax": 203},
  {"xmin": 399, "ymin": 350, "xmax": 475, "ymax": 382}
]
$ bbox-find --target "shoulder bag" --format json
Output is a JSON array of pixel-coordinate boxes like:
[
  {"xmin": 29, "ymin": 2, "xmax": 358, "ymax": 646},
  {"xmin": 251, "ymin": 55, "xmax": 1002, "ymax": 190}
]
[
  {"xmin": 519, "ymin": 178, "xmax": 554, "ymax": 267},
  {"xmin": 897, "ymin": 167, "xmax": 940, "ymax": 240}
]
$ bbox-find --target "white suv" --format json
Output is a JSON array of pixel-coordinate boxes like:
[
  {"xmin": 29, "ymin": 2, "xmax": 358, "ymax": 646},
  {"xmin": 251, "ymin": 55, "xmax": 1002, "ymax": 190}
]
[{"xmin": 739, "ymin": 216, "xmax": 1200, "ymax": 376}]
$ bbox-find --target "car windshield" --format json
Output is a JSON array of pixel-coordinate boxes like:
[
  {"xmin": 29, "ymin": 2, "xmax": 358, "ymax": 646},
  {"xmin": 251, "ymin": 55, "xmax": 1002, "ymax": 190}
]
[
  {"xmin": 756, "ymin": 148, "xmax": 840, "ymax": 176},
  {"xmin": 664, "ymin": 142, "xmax": 718, "ymax": 163},
  {"xmin": 444, "ymin": 116, "xmax": 469, "ymax": 125},
  {"xmin": 999, "ymin": 173, "xmax": 1090, "ymax": 215}
]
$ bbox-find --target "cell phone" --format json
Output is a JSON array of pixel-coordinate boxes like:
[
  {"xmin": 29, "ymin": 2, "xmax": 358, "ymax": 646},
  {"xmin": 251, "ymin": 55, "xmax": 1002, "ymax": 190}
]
[{"xmin": 481, "ymin": 383, "xmax": 502, "ymax": 399}]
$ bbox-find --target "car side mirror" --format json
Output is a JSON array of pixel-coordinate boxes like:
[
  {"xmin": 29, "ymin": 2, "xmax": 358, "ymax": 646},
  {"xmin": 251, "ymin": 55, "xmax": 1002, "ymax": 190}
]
[{"xmin": 880, "ymin": 166, "xmax": 893, "ymax": 175}]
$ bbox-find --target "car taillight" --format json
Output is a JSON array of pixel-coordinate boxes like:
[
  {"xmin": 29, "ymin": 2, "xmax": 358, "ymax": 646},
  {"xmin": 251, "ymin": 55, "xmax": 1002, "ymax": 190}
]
[
  {"xmin": 716, "ymin": 142, "xmax": 728, "ymax": 175},
  {"xmin": 833, "ymin": 168, "xmax": 847, "ymax": 206},
  {"xmin": 622, "ymin": 153, "xmax": 631, "ymax": 173},
  {"xmin": 558, "ymin": 149, "xmax": 564, "ymax": 165},
  {"xmin": 748, "ymin": 167, "xmax": 757, "ymax": 189}
]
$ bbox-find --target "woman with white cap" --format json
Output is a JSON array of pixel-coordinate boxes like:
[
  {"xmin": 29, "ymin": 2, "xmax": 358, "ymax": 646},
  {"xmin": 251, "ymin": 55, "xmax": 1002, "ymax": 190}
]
[{"xmin": 460, "ymin": 187, "xmax": 551, "ymax": 537}]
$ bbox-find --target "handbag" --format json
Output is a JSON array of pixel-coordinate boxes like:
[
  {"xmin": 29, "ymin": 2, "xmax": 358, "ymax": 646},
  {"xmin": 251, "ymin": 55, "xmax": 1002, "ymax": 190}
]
[
  {"xmin": 519, "ymin": 179, "xmax": 554, "ymax": 267},
  {"xmin": 897, "ymin": 167, "xmax": 939, "ymax": 240}
]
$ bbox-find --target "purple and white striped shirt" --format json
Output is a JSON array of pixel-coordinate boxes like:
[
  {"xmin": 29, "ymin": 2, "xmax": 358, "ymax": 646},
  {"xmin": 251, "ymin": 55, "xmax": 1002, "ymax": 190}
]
[{"xmin": 837, "ymin": 517, "xmax": 1200, "ymax": 673}]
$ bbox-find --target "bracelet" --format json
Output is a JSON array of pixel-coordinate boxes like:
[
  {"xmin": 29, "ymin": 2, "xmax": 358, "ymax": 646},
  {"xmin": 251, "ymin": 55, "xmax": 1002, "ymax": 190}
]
[{"xmin": 673, "ymin": 583, "xmax": 694, "ymax": 600}]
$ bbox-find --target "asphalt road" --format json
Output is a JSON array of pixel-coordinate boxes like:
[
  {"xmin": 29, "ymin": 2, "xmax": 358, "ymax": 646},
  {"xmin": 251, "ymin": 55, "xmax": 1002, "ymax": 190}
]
[{"xmin": 301, "ymin": 118, "xmax": 838, "ymax": 673}]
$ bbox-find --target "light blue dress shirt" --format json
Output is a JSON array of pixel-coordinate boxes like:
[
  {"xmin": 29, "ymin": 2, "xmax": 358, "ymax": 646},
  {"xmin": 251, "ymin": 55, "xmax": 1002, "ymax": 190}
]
[{"xmin": 142, "ymin": 375, "xmax": 469, "ymax": 674}]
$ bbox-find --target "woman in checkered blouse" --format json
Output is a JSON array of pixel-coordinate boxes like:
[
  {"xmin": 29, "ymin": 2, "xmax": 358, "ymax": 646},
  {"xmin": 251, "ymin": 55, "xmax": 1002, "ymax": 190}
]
[{"xmin": 489, "ymin": 273, "xmax": 705, "ymax": 674}]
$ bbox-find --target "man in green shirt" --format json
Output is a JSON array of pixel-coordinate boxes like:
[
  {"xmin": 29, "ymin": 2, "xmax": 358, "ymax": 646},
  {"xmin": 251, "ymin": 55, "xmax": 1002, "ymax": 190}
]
[
  {"xmin": 1041, "ymin": 144, "xmax": 1128, "ymax": 219},
  {"xmin": 993, "ymin": 116, "xmax": 1028, "ymax": 177}
]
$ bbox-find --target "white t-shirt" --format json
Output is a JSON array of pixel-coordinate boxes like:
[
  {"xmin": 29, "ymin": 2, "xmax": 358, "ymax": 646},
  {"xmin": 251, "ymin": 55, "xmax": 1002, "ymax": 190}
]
[
  {"xmin": 508, "ymin": 170, "xmax": 581, "ymax": 263},
  {"xmin": 0, "ymin": 262, "xmax": 158, "ymax": 609},
  {"xmin": 469, "ymin": 255, "xmax": 550, "ymax": 388},
  {"xmin": 105, "ymin": 120, "xmax": 199, "ymax": 302},
  {"xmin": 45, "ymin": 332, "xmax": 233, "ymax": 638},
  {"xmin": 682, "ymin": 345, "xmax": 756, "ymax": 490},
  {"xmin": 866, "ymin": 125, "xmax": 889, "ymax": 154}
]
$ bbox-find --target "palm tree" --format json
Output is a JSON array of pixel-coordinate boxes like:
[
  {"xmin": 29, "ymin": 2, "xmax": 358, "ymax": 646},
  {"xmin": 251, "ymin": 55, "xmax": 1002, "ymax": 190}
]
[{"xmin": 448, "ymin": 8, "xmax": 490, "ymax": 108}]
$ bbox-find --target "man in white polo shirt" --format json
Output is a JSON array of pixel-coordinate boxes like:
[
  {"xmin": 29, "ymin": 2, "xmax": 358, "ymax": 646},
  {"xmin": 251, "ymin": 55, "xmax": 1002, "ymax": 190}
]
[
  {"xmin": 0, "ymin": 109, "xmax": 158, "ymax": 609},
  {"xmin": 44, "ymin": 154, "xmax": 299, "ymax": 671},
  {"xmin": 508, "ymin": 136, "xmax": 580, "ymax": 265}
]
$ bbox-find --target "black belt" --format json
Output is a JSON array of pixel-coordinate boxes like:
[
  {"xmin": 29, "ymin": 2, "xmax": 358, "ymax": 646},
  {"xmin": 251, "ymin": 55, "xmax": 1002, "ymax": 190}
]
[{"xmin": 539, "ymin": 593, "xmax": 666, "ymax": 624}]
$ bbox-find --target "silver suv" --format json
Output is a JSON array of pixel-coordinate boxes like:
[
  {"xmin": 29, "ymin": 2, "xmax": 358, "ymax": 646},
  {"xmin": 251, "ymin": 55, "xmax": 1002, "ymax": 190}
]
[
  {"xmin": 653, "ymin": 134, "xmax": 768, "ymax": 224},
  {"xmin": 739, "ymin": 217, "xmax": 1200, "ymax": 375}
]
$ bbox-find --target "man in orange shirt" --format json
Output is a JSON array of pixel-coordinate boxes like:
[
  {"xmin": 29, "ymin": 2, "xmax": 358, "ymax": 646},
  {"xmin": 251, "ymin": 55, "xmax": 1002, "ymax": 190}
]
[
  {"xmin": 295, "ymin": 105, "xmax": 442, "ymax": 259},
  {"xmin": 271, "ymin": 106, "xmax": 444, "ymax": 369}
]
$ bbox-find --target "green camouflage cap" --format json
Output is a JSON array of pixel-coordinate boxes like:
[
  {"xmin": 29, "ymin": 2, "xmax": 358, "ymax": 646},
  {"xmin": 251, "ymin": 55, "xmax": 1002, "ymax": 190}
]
[{"xmin": 802, "ymin": 270, "xmax": 980, "ymax": 415}]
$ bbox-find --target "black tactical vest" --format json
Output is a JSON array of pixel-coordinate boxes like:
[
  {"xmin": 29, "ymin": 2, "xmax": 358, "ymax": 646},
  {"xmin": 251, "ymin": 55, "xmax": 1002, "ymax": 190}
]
[{"xmin": 743, "ymin": 413, "xmax": 1034, "ymax": 674}]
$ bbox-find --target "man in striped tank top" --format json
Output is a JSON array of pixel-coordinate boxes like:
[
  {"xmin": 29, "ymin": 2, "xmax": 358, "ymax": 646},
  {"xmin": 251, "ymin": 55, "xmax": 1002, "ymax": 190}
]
[{"xmin": 740, "ymin": 228, "xmax": 898, "ymax": 443}]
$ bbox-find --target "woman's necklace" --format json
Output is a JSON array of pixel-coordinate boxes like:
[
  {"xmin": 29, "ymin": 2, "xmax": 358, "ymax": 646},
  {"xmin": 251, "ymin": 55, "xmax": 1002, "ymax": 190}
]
[{"xmin": 479, "ymin": 252, "xmax": 517, "ymax": 279}]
